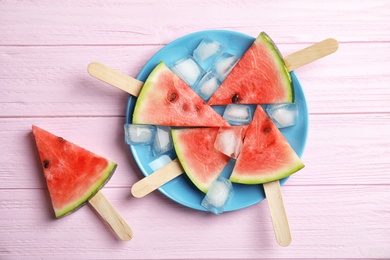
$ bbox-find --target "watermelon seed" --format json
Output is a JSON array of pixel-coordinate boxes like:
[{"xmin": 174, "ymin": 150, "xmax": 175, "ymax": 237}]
[
  {"xmin": 43, "ymin": 160, "xmax": 50, "ymax": 168},
  {"xmin": 169, "ymin": 93, "xmax": 177, "ymax": 102},
  {"xmin": 232, "ymin": 94, "xmax": 239, "ymax": 103},
  {"xmin": 263, "ymin": 126, "xmax": 271, "ymax": 133},
  {"xmin": 182, "ymin": 103, "xmax": 189, "ymax": 111}
]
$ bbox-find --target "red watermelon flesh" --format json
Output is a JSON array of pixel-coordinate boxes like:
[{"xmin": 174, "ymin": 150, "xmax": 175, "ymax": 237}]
[
  {"xmin": 32, "ymin": 125, "xmax": 117, "ymax": 218},
  {"xmin": 230, "ymin": 106, "xmax": 304, "ymax": 184},
  {"xmin": 133, "ymin": 62, "xmax": 229, "ymax": 127},
  {"xmin": 172, "ymin": 128, "xmax": 231, "ymax": 193},
  {"xmin": 208, "ymin": 32, "xmax": 293, "ymax": 105}
]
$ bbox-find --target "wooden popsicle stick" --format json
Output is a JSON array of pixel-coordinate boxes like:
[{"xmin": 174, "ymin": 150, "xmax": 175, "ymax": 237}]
[
  {"xmin": 283, "ymin": 38, "xmax": 339, "ymax": 71},
  {"xmin": 131, "ymin": 159, "xmax": 184, "ymax": 198},
  {"xmin": 263, "ymin": 180, "xmax": 291, "ymax": 247},
  {"xmin": 87, "ymin": 62, "xmax": 143, "ymax": 96},
  {"xmin": 88, "ymin": 190, "xmax": 133, "ymax": 241}
]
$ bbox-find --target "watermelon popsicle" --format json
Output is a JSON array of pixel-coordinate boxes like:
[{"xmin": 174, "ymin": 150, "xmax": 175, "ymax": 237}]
[
  {"xmin": 32, "ymin": 126, "xmax": 133, "ymax": 241},
  {"xmin": 229, "ymin": 105, "xmax": 304, "ymax": 246}
]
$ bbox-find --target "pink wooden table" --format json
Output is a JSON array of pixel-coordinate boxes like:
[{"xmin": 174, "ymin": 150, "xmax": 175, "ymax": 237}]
[{"xmin": 1, "ymin": 0, "xmax": 390, "ymax": 258}]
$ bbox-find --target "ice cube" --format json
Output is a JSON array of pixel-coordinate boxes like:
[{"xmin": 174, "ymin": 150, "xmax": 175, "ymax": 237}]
[
  {"xmin": 214, "ymin": 126, "xmax": 246, "ymax": 159},
  {"xmin": 193, "ymin": 38, "xmax": 225, "ymax": 71},
  {"xmin": 201, "ymin": 177, "xmax": 234, "ymax": 214},
  {"xmin": 171, "ymin": 56, "xmax": 205, "ymax": 87},
  {"xmin": 124, "ymin": 124, "xmax": 156, "ymax": 145},
  {"xmin": 266, "ymin": 103, "xmax": 298, "ymax": 128},
  {"xmin": 149, "ymin": 155, "xmax": 172, "ymax": 172},
  {"xmin": 212, "ymin": 52, "xmax": 239, "ymax": 82},
  {"xmin": 222, "ymin": 104, "xmax": 252, "ymax": 125},
  {"xmin": 153, "ymin": 126, "xmax": 174, "ymax": 155},
  {"xmin": 195, "ymin": 72, "xmax": 221, "ymax": 101}
]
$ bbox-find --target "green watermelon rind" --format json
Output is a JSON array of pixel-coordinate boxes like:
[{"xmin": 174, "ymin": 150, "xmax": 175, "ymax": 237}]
[
  {"xmin": 229, "ymin": 105, "xmax": 304, "ymax": 185},
  {"xmin": 171, "ymin": 129, "xmax": 209, "ymax": 193},
  {"xmin": 132, "ymin": 62, "xmax": 164, "ymax": 124},
  {"xmin": 258, "ymin": 32, "xmax": 294, "ymax": 103},
  {"xmin": 172, "ymin": 129, "xmax": 224, "ymax": 194},
  {"xmin": 55, "ymin": 161, "xmax": 117, "ymax": 218},
  {"xmin": 229, "ymin": 160, "xmax": 304, "ymax": 185}
]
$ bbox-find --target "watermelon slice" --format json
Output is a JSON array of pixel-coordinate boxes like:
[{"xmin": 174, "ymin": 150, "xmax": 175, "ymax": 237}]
[
  {"xmin": 172, "ymin": 128, "xmax": 231, "ymax": 193},
  {"xmin": 208, "ymin": 32, "xmax": 293, "ymax": 105},
  {"xmin": 32, "ymin": 125, "xmax": 117, "ymax": 218},
  {"xmin": 132, "ymin": 62, "xmax": 229, "ymax": 127},
  {"xmin": 230, "ymin": 106, "xmax": 304, "ymax": 184}
]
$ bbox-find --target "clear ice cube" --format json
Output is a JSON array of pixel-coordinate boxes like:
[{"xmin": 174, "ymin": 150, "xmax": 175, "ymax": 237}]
[
  {"xmin": 201, "ymin": 176, "xmax": 234, "ymax": 214},
  {"xmin": 124, "ymin": 124, "xmax": 156, "ymax": 145},
  {"xmin": 266, "ymin": 102, "xmax": 298, "ymax": 128},
  {"xmin": 153, "ymin": 126, "xmax": 174, "ymax": 156},
  {"xmin": 195, "ymin": 72, "xmax": 221, "ymax": 101},
  {"xmin": 212, "ymin": 52, "xmax": 239, "ymax": 82},
  {"xmin": 222, "ymin": 104, "xmax": 252, "ymax": 125},
  {"xmin": 149, "ymin": 155, "xmax": 172, "ymax": 172},
  {"xmin": 193, "ymin": 38, "xmax": 225, "ymax": 71},
  {"xmin": 214, "ymin": 126, "xmax": 246, "ymax": 159},
  {"xmin": 171, "ymin": 56, "xmax": 205, "ymax": 87}
]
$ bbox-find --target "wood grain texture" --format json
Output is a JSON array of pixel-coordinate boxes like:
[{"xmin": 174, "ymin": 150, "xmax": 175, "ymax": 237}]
[
  {"xmin": 284, "ymin": 38, "xmax": 339, "ymax": 72},
  {"xmin": 131, "ymin": 159, "xmax": 184, "ymax": 198},
  {"xmin": 88, "ymin": 191, "xmax": 133, "ymax": 241},
  {"xmin": 1, "ymin": 0, "xmax": 389, "ymax": 258},
  {"xmin": 263, "ymin": 181, "xmax": 291, "ymax": 247},
  {"xmin": 1, "ymin": 0, "xmax": 389, "ymax": 45},
  {"xmin": 1, "ymin": 186, "xmax": 389, "ymax": 258},
  {"xmin": 87, "ymin": 62, "xmax": 143, "ymax": 97}
]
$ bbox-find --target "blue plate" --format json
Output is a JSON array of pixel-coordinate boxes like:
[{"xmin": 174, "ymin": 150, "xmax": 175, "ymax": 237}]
[{"xmin": 126, "ymin": 30, "xmax": 308, "ymax": 212}]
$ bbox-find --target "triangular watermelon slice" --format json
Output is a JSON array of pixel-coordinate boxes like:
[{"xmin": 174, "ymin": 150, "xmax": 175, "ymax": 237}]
[
  {"xmin": 132, "ymin": 62, "xmax": 229, "ymax": 127},
  {"xmin": 32, "ymin": 125, "xmax": 117, "ymax": 218},
  {"xmin": 208, "ymin": 32, "xmax": 293, "ymax": 105},
  {"xmin": 172, "ymin": 128, "xmax": 231, "ymax": 193},
  {"xmin": 230, "ymin": 106, "xmax": 304, "ymax": 184}
]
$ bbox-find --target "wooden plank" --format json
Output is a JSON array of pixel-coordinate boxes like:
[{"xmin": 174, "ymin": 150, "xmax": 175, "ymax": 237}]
[
  {"xmin": 294, "ymin": 112, "xmax": 390, "ymax": 185},
  {"xmin": 0, "ymin": 45, "xmax": 160, "ymax": 117},
  {"xmin": 0, "ymin": 0, "xmax": 389, "ymax": 45},
  {"xmin": 0, "ymin": 186, "xmax": 389, "ymax": 258},
  {"xmin": 1, "ymin": 114, "xmax": 389, "ymax": 190},
  {"xmin": 295, "ymin": 42, "xmax": 390, "ymax": 114},
  {"xmin": 1, "ymin": 42, "xmax": 390, "ymax": 117}
]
